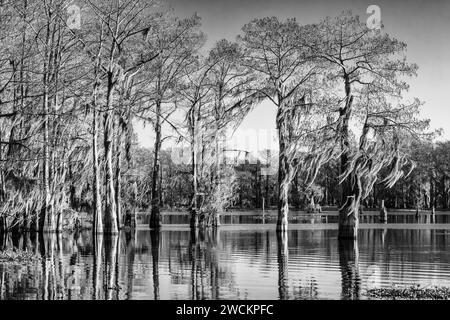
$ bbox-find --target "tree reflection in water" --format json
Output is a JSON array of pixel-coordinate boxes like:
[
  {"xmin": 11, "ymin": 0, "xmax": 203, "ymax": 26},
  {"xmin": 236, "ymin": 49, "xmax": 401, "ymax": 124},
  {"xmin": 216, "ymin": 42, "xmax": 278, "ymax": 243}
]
[
  {"xmin": 1, "ymin": 228, "xmax": 450, "ymax": 299},
  {"xmin": 150, "ymin": 230, "xmax": 160, "ymax": 300},
  {"xmin": 188, "ymin": 228, "xmax": 221, "ymax": 300},
  {"xmin": 338, "ymin": 239, "xmax": 361, "ymax": 300},
  {"xmin": 277, "ymin": 231, "xmax": 289, "ymax": 300},
  {"xmin": 93, "ymin": 234, "xmax": 103, "ymax": 300},
  {"xmin": 124, "ymin": 231, "xmax": 135, "ymax": 300},
  {"xmin": 104, "ymin": 235, "xmax": 120, "ymax": 300}
]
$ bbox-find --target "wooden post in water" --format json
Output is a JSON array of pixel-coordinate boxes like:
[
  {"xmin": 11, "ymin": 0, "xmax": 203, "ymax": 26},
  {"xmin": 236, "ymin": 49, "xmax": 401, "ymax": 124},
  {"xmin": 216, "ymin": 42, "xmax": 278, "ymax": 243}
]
[
  {"xmin": 379, "ymin": 200, "xmax": 388, "ymax": 223},
  {"xmin": 415, "ymin": 205, "xmax": 420, "ymax": 220},
  {"xmin": 431, "ymin": 206, "xmax": 436, "ymax": 224}
]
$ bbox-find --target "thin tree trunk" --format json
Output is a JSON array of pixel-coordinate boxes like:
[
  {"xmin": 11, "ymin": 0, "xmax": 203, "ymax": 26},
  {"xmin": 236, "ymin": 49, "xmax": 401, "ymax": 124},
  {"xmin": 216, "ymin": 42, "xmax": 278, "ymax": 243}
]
[
  {"xmin": 48, "ymin": 19, "xmax": 61, "ymax": 232},
  {"xmin": 276, "ymin": 100, "xmax": 291, "ymax": 232},
  {"xmin": 41, "ymin": 4, "xmax": 54, "ymax": 232},
  {"xmin": 103, "ymin": 71, "xmax": 118, "ymax": 234},
  {"xmin": 150, "ymin": 100, "xmax": 162, "ymax": 229},
  {"xmin": 115, "ymin": 123, "xmax": 122, "ymax": 229},
  {"xmin": 429, "ymin": 174, "xmax": 435, "ymax": 209},
  {"xmin": 190, "ymin": 128, "xmax": 199, "ymax": 228},
  {"xmin": 213, "ymin": 115, "xmax": 221, "ymax": 227},
  {"xmin": 189, "ymin": 107, "xmax": 199, "ymax": 229},
  {"xmin": 92, "ymin": 25, "xmax": 104, "ymax": 234},
  {"xmin": 159, "ymin": 162, "xmax": 163, "ymax": 206},
  {"xmin": 93, "ymin": 107, "xmax": 103, "ymax": 233},
  {"xmin": 292, "ymin": 171, "xmax": 299, "ymax": 210},
  {"xmin": 265, "ymin": 160, "xmax": 270, "ymax": 208},
  {"xmin": 255, "ymin": 160, "xmax": 262, "ymax": 209}
]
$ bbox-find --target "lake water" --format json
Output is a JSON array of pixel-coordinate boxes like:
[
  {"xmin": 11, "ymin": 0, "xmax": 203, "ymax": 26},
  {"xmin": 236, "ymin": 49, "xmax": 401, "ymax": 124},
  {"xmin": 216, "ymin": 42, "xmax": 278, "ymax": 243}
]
[{"xmin": 1, "ymin": 212, "xmax": 450, "ymax": 300}]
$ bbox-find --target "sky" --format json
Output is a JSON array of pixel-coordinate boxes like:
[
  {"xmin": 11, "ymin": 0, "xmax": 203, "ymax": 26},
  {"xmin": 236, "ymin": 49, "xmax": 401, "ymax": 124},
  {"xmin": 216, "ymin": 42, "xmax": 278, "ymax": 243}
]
[{"xmin": 135, "ymin": 0, "xmax": 450, "ymax": 152}]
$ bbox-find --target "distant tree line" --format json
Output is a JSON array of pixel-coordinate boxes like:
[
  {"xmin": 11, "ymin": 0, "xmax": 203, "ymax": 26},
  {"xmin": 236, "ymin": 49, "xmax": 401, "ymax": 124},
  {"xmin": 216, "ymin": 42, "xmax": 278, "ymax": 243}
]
[{"xmin": 123, "ymin": 139, "xmax": 449, "ymax": 214}]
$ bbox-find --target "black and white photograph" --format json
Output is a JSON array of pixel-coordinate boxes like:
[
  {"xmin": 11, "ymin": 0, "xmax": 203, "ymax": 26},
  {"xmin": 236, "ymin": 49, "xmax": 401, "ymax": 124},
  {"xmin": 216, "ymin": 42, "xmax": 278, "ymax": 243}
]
[{"xmin": 0, "ymin": 0, "xmax": 450, "ymax": 309}]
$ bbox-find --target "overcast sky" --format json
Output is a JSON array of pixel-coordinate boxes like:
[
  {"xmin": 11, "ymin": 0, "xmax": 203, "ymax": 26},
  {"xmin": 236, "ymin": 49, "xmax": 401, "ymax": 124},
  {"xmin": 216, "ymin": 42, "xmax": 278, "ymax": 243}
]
[{"xmin": 136, "ymin": 0, "xmax": 450, "ymax": 150}]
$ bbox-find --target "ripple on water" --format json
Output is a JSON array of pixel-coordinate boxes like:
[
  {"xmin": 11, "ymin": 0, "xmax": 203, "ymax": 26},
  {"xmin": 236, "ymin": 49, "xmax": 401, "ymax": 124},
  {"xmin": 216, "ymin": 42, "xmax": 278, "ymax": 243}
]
[{"xmin": 1, "ymin": 226, "xmax": 450, "ymax": 299}]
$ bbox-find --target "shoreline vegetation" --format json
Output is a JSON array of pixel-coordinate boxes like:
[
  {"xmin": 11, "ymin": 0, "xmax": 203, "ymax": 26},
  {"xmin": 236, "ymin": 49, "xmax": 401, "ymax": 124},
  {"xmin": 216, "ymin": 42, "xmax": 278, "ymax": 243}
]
[{"xmin": 365, "ymin": 285, "xmax": 450, "ymax": 300}]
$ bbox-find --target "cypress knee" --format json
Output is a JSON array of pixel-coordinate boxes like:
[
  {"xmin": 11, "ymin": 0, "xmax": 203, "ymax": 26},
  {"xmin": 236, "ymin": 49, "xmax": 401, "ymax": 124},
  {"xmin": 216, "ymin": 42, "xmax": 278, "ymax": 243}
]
[{"xmin": 379, "ymin": 200, "xmax": 388, "ymax": 223}]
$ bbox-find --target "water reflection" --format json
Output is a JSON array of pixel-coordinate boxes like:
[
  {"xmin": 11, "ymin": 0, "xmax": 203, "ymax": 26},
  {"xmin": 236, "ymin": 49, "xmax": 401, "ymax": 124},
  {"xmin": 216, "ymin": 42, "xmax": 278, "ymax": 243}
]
[
  {"xmin": 1, "ymin": 227, "xmax": 450, "ymax": 300},
  {"xmin": 93, "ymin": 235, "xmax": 103, "ymax": 300},
  {"xmin": 104, "ymin": 235, "xmax": 120, "ymax": 300},
  {"xmin": 338, "ymin": 240, "xmax": 360, "ymax": 300},
  {"xmin": 138, "ymin": 212, "xmax": 450, "ymax": 225},
  {"xmin": 277, "ymin": 231, "xmax": 289, "ymax": 300},
  {"xmin": 188, "ymin": 228, "xmax": 221, "ymax": 300},
  {"xmin": 150, "ymin": 231, "xmax": 160, "ymax": 300}
]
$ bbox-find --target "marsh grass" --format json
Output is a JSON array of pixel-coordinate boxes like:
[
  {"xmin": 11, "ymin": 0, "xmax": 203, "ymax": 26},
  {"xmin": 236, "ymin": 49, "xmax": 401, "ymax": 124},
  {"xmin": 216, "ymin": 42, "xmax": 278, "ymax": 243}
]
[{"xmin": 366, "ymin": 285, "xmax": 450, "ymax": 300}]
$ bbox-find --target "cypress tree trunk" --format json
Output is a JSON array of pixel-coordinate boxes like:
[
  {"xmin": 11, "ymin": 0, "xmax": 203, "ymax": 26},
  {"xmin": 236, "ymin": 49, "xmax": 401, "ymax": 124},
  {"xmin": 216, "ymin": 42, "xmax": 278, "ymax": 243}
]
[
  {"xmin": 442, "ymin": 177, "xmax": 448, "ymax": 209},
  {"xmin": 276, "ymin": 100, "xmax": 291, "ymax": 232},
  {"xmin": 379, "ymin": 199, "xmax": 388, "ymax": 223},
  {"xmin": 277, "ymin": 142, "xmax": 290, "ymax": 232},
  {"xmin": 159, "ymin": 163, "xmax": 163, "ymax": 207},
  {"xmin": 103, "ymin": 71, "xmax": 118, "ymax": 234},
  {"xmin": 115, "ymin": 123, "xmax": 122, "ymax": 229},
  {"xmin": 41, "ymin": 5, "xmax": 54, "ymax": 233},
  {"xmin": 0, "ymin": 159, "xmax": 7, "ymax": 235},
  {"xmin": 429, "ymin": 174, "xmax": 435, "ymax": 209},
  {"xmin": 212, "ymin": 116, "xmax": 221, "ymax": 227},
  {"xmin": 190, "ymin": 133, "xmax": 199, "ymax": 229},
  {"xmin": 292, "ymin": 171, "xmax": 300, "ymax": 210},
  {"xmin": 444, "ymin": 181, "xmax": 450, "ymax": 209},
  {"xmin": 265, "ymin": 165, "xmax": 270, "ymax": 208},
  {"xmin": 0, "ymin": 215, "xmax": 6, "ymax": 239},
  {"xmin": 188, "ymin": 106, "xmax": 199, "ymax": 230},
  {"xmin": 92, "ymin": 30, "xmax": 104, "ymax": 234},
  {"xmin": 49, "ymin": 18, "xmax": 62, "ymax": 234},
  {"xmin": 338, "ymin": 172, "xmax": 361, "ymax": 239},
  {"xmin": 150, "ymin": 100, "xmax": 162, "ymax": 229},
  {"xmin": 93, "ymin": 107, "xmax": 103, "ymax": 234},
  {"xmin": 338, "ymin": 74, "xmax": 359, "ymax": 240},
  {"xmin": 255, "ymin": 160, "xmax": 262, "ymax": 209}
]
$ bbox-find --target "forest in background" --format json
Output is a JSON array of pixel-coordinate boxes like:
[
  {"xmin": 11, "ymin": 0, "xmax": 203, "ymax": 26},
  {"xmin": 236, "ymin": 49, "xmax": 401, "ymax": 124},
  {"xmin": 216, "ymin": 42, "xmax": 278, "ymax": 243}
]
[
  {"xmin": 0, "ymin": 0, "xmax": 446, "ymax": 238},
  {"xmin": 133, "ymin": 140, "xmax": 450, "ymax": 213}
]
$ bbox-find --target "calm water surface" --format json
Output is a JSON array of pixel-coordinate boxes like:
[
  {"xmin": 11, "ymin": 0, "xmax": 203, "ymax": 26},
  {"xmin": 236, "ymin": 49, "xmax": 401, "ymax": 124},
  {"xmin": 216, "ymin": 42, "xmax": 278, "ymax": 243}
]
[
  {"xmin": 146, "ymin": 211, "xmax": 450, "ymax": 225},
  {"xmin": 1, "ymin": 216, "xmax": 450, "ymax": 300}
]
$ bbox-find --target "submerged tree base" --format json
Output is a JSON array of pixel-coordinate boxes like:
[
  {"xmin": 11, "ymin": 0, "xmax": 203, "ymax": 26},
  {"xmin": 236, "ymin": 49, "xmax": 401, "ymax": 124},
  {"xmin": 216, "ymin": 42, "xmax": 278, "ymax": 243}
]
[
  {"xmin": 338, "ymin": 224, "xmax": 358, "ymax": 240},
  {"xmin": 366, "ymin": 285, "xmax": 450, "ymax": 300}
]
